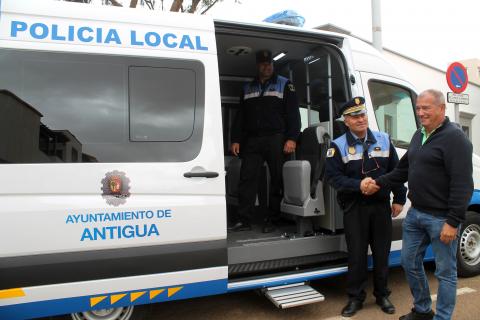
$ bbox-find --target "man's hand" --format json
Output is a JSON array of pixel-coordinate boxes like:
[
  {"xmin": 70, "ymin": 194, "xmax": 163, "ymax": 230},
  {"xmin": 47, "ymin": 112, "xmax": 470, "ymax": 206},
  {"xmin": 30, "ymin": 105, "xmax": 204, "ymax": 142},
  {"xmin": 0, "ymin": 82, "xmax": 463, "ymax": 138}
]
[
  {"xmin": 283, "ymin": 140, "xmax": 296, "ymax": 154},
  {"xmin": 360, "ymin": 177, "xmax": 380, "ymax": 195},
  {"xmin": 440, "ymin": 223, "xmax": 458, "ymax": 244},
  {"xmin": 391, "ymin": 203, "xmax": 404, "ymax": 218},
  {"xmin": 231, "ymin": 143, "xmax": 240, "ymax": 156}
]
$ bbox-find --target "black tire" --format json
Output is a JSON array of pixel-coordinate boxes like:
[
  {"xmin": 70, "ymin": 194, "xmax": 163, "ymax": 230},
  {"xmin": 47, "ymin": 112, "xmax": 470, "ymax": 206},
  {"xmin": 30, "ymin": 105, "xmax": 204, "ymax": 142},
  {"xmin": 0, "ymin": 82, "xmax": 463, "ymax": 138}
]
[
  {"xmin": 457, "ymin": 211, "xmax": 480, "ymax": 277},
  {"xmin": 71, "ymin": 304, "xmax": 151, "ymax": 320}
]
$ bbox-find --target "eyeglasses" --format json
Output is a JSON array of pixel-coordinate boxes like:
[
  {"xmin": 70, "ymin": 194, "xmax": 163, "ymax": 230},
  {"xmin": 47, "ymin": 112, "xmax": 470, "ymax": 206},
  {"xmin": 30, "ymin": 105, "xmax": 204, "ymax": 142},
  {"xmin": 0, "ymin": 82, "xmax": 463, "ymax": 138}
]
[{"xmin": 361, "ymin": 153, "xmax": 380, "ymax": 176}]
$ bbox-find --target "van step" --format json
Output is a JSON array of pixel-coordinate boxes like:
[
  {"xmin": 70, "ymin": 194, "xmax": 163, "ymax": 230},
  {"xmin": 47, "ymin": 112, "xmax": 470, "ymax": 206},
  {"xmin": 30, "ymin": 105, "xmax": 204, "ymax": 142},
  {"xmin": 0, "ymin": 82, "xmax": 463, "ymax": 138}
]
[
  {"xmin": 263, "ymin": 282, "xmax": 324, "ymax": 308},
  {"xmin": 228, "ymin": 251, "xmax": 347, "ymax": 277}
]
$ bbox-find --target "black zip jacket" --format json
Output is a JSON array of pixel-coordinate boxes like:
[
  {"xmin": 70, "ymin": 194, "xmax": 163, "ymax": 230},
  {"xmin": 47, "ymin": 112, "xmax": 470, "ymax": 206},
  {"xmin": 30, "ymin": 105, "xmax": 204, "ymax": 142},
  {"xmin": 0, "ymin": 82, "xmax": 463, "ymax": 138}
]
[
  {"xmin": 376, "ymin": 117, "xmax": 473, "ymax": 227},
  {"xmin": 231, "ymin": 74, "xmax": 300, "ymax": 143}
]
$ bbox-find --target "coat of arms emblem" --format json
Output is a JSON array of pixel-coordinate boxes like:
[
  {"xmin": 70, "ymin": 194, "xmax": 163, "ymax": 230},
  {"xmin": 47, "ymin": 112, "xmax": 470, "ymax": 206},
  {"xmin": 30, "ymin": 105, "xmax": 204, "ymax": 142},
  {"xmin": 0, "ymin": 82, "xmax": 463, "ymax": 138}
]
[{"xmin": 101, "ymin": 171, "xmax": 130, "ymax": 206}]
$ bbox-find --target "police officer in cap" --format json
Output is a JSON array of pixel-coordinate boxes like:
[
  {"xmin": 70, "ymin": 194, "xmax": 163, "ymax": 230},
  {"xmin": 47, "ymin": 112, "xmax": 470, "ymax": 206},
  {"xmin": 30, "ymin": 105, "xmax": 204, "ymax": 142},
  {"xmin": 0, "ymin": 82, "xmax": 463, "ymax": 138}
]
[
  {"xmin": 229, "ymin": 49, "xmax": 301, "ymax": 233},
  {"xmin": 324, "ymin": 97, "xmax": 406, "ymax": 317}
]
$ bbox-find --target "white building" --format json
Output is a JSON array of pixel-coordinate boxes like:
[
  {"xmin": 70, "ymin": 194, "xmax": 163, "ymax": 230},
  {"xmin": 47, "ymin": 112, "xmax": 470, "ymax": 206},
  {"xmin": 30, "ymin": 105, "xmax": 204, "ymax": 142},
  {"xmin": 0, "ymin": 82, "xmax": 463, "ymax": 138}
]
[
  {"xmin": 384, "ymin": 51, "xmax": 479, "ymax": 154},
  {"xmin": 461, "ymin": 58, "xmax": 480, "ymax": 86}
]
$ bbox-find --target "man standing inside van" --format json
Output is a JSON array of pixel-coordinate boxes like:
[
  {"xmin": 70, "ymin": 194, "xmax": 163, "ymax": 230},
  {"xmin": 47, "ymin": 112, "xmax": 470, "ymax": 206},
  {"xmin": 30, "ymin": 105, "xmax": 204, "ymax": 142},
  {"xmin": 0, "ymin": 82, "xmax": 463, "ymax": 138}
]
[
  {"xmin": 324, "ymin": 97, "xmax": 406, "ymax": 317},
  {"xmin": 229, "ymin": 49, "xmax": 301, "ymax": 233},
  {"xmin": 371, "ymin": 89, "xmax": 474, "ymax": 320}
]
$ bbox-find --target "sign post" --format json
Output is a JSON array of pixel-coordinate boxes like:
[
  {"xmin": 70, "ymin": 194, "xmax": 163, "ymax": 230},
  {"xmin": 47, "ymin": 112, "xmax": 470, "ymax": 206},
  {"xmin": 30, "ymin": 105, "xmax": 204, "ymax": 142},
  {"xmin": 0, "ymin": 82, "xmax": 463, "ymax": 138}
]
[{"xmin": 446, "ymin": 62, "xmax": 469, "ymax": 123}]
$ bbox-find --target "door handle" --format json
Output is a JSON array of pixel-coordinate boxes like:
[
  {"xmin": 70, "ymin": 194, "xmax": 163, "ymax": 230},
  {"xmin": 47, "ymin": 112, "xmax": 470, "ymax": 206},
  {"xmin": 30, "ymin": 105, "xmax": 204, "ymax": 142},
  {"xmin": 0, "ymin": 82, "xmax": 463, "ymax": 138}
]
[{"xmin": 183, "ymin": 171, "xmax": 219, "ymax": 178}]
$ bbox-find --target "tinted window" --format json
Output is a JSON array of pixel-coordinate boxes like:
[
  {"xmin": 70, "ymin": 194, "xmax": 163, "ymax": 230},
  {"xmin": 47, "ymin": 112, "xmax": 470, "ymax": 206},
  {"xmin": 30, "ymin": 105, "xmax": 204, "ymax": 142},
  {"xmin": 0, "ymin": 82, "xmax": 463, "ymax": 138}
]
[
  {"xmin": 129, "ymin": 67, "xmax": 196, "ymax": 142},
  {"xmin": 368, "ymin": 81, "xmax": 417, "ymax": 148},
  {"xmin": 0, "ymin": 49, "xmax": 204, "ymax": 163}
]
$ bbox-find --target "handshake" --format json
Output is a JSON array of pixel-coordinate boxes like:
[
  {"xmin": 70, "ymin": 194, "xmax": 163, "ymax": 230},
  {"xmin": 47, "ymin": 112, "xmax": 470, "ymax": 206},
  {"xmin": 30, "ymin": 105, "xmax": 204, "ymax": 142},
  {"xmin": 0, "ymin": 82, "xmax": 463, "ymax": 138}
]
[
  {"xmin": 360, "ymin": 177, "xmax": 379, "ymax": 195},
  {"xmin": 360, "ymin": 178, "xmax": 404, "ymax": 217}
]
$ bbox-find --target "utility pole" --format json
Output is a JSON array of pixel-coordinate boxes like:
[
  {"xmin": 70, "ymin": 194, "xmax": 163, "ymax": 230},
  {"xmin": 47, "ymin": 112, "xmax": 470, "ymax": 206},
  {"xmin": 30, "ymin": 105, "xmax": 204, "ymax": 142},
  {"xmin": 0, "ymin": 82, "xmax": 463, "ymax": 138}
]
[{"xmin": 371, "ymin": 0, "xmax": 382, "ymax": 51}]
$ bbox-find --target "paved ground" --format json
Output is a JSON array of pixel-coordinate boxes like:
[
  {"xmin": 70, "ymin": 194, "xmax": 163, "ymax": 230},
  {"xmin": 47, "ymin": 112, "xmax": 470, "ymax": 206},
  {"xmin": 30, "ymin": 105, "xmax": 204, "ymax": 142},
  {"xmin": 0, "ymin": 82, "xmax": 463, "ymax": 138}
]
[{"xmin": 49, "ymin": 264, "xmax": 480, "ymax": 320}]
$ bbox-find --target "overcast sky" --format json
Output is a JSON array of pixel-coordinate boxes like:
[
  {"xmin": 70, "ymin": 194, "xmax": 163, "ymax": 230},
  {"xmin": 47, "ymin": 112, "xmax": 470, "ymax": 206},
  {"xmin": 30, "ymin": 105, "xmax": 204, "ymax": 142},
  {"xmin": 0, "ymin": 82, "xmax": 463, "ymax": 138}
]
[{"xmin": 207, "ymin": 0, "xmax": 479, "ymax": 71}]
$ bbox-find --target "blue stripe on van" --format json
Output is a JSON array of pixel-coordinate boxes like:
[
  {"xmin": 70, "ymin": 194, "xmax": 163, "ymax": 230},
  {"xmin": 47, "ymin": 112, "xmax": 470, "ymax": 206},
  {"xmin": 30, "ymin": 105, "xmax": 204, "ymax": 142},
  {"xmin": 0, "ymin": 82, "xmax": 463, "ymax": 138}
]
[
  {"xmin": 227, "ymin": 268, "xmax": 348, "ymax": 293},
  {"xmin": 470, "ymin": 189, "xmax": 480, "ymax": 206},
  {"xmin": 0, "ymin": 278, "xmax": 227, "ymax": 320},
  {"xmin": 368, "ymin": 246, "xmax": 435, "ymax": 269}
]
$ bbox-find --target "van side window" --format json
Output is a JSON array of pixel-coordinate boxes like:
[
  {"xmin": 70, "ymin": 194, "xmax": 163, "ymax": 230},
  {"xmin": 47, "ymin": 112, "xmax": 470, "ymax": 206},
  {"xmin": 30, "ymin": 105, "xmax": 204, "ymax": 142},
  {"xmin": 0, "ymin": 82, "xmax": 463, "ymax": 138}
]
[
  {"xmin": 129, "ymin": 67, "xmax": 196, "ymax": 142},
  {"xmin": 0, "ymin": 49, "xmax": 204, "ymax": 163},
  {"xmin": 368, "ymin": 81, "xmax": 418, "ymax": 148},
  {"xmin": 299, "ymin": 106, "xmax": 320, "ymax": 130}
]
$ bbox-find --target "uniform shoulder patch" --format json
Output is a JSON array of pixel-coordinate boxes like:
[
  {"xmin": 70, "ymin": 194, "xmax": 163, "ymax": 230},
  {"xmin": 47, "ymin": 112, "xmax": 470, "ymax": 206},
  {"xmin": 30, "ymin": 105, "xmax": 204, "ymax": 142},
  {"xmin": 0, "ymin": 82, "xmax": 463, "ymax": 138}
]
[
  {"xmin": 287, "ymin": 83, "xmax": 295, "ymax": 92},
  {"xmin": 326, "ymin": 148, "xmax": 335, "ymax": 157}
]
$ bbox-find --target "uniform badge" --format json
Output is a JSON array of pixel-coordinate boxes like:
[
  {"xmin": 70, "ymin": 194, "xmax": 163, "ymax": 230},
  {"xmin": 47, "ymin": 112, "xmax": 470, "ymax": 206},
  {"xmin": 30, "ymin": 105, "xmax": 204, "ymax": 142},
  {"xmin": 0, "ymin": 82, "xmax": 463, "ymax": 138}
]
[
  {"xmin": 288, "ymin": 84, "xmax": 295, "ymax": 92},
  {"xmin": 326, "ymin": 148, "xmax": 335, "ymax": 157},
  {"xmin": 101, "ymin": 170, "xmax": 131, "ymax": 206},
  {"xmin": 374, "ymin": 146, "xmax": 381, "ymax": 151},
  {"xmin": 348, "ymin": 146, "xmax": 356, "ymax": 155}
]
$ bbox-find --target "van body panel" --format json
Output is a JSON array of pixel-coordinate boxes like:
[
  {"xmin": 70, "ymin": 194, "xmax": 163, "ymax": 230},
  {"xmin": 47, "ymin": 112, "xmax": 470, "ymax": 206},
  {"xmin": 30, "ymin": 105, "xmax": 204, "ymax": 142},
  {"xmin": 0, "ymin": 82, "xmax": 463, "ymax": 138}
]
[{"xmin": 0, "ymin": 0, "xmax": 228, "ymax": 314}]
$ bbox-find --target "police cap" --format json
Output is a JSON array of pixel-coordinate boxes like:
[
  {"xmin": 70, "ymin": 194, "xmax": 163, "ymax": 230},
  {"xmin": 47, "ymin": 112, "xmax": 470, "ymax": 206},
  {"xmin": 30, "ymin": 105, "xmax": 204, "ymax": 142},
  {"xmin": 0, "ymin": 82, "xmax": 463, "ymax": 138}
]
[
  {"xmin": 339, "ymin": 96, "xmax": 367, "ymax": 116},
  {"xmin": 256, "ymin": 50, "xmax": 273, "ymax": 63}
]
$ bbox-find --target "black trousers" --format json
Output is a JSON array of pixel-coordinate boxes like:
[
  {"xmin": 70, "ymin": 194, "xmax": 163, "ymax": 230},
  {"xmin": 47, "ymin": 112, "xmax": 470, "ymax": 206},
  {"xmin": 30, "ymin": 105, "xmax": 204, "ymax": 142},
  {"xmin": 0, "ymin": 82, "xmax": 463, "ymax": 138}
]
[
  {"xmin": 237, "ymin": 133, "xmax": 285, "ymax": 222},
  {"xmin": 343, "ymin": 200, "xmax": 392, "ymax": 302}
]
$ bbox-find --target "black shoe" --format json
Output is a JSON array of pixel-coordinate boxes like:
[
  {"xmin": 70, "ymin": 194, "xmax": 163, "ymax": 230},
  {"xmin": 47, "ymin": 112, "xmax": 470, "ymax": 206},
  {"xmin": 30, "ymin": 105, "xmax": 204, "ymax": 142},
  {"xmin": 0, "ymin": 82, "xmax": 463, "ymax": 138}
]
[
  {"xmin": 376, "ymin": 297, "xmax": 395, "ymax": 314},
  {"xmin": 262, "ymin": 220, "xmax": 276, "ymax": 233},
  {"xmin": 399, "ymin": 308, "xmax": 434, "ymax": 320},
  {"xmin": 341, "ymin": 300, "xmax": 363, "ymax": 317},
  {"xmin": 227, "ymin": 221, "xmax": 251, "ymax": 232}
]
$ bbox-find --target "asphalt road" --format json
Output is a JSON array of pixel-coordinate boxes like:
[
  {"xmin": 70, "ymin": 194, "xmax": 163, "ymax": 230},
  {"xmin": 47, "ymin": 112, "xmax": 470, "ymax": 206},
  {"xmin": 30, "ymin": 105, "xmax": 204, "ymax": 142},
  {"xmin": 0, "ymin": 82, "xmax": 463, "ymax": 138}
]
[{"xmin": 49, "ymin": 264, "xmax": 480, "ymax": 320}]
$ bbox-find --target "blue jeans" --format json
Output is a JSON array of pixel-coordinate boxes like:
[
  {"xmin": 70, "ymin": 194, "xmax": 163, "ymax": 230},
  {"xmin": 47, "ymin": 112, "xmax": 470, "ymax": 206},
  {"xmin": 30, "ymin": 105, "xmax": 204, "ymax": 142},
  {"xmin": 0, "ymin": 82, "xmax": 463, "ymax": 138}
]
[{"xmin": 401, "ymin": 207, "xmax": 459, "ymax": 320}]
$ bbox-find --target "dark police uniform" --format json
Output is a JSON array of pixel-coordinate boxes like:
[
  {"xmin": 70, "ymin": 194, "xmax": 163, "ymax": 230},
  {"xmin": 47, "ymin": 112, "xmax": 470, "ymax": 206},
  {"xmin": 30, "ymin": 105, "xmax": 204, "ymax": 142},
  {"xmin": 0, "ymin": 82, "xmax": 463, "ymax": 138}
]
[
  {"xmin": 231, "ymin": 50, "xmax": 300, "ymax": 230},
  {"xmin": 324, "ymin": 97, "xmax": 406, "ymax": 304}
]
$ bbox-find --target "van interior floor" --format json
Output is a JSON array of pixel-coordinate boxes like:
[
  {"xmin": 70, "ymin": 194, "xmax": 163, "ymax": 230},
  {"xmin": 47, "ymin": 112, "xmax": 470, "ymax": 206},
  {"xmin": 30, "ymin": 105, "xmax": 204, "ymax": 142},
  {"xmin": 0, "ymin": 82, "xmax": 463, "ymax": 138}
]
[
  {"xmin": 227, "ymin": 218, "xmax": 297, "ymax": 245},
  {"xmin": 227, "ymin": 214, "xmax": 347, "ymax": 278}
]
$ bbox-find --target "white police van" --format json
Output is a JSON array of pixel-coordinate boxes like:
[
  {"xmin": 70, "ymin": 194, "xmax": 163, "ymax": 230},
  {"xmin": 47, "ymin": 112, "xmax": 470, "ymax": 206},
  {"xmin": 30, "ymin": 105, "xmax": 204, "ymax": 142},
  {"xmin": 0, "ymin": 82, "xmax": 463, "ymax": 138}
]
[{"xmin": 0, "ymin": 1, "xmax": 479, "ymax": 319}]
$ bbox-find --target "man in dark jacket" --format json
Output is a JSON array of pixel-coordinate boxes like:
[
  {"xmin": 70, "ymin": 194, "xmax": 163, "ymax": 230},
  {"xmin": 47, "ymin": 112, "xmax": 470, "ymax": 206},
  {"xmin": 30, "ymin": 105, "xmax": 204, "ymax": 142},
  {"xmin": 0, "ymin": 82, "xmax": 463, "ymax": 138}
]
[
  {"xmin": 229, "ymin": 49, "xmax": 300, "ymax": 233},
  {"xmin": 367, "ymin": 89, "xmax": 474, "ymax": 320},
  {"xmin": 325, "ymin": 96, "xmax": 407, "ymax": 317}
]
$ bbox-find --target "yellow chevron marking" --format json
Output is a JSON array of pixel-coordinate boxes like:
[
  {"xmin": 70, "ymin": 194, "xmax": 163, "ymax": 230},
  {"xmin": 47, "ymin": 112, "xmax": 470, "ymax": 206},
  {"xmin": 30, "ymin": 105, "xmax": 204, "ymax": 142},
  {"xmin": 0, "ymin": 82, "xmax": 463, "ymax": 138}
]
[
  {"xmin": 90, "ymin": 296, "xmax": 107, "ymax": 307},
  {"xmin": 110, "ymin": 293, "xmax": 127, "ymax": 305},
  {"xmin": 130, "ymin": 291, "xmax": 146, "ymax": 302},
  {"xmin": 167, "ymin": 286, "xmax": 183, "ymax": 298},
  {"xmin": 0, "ymin": 288, "xmax": 25, "ymax": 299},
  {"xmin": 149, "ymin": 289, "xmax": 165, "ymax": 300}
]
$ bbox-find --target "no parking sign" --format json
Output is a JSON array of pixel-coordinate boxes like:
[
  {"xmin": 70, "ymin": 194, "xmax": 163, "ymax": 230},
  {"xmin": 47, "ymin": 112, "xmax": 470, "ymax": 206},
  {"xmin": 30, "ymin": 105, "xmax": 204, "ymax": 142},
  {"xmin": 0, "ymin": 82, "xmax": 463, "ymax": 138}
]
[
  {"xmin": 446, "ymin": 62, "xmax": 469, "ymax": 123},
  {"xmin": 446, "ymin": 62, "xmax": 468, "ymax": 94}
]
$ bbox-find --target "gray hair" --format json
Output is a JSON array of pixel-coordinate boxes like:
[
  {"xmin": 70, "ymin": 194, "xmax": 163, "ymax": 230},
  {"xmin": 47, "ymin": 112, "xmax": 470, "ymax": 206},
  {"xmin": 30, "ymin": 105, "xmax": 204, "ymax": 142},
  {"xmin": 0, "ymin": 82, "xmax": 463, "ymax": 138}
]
[{"xmin": 418, "ymin": 89, "xmax": 445, "ymax": 106}]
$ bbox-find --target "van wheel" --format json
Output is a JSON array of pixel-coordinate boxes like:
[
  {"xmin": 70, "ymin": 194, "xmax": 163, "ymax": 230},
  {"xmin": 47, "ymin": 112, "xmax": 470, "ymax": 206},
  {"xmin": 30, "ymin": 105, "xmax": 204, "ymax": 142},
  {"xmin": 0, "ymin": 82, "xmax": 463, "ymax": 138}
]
[
  {"xmin": 71, "ymin": 306, "xmax": 138, "ymax": 320},
  {"xmin": 457, "ymin": 211, "xmax": 480, "ymax": 277}
]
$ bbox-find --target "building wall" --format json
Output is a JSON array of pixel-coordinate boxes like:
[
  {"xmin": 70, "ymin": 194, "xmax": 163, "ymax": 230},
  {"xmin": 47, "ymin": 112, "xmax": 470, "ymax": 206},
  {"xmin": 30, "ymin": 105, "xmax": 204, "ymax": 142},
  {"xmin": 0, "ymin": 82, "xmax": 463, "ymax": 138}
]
[
  {"xmin": 461, "ymin": 58, "xmax": 480, "ymax": 86},
  {"xmin": 0, "ymin": 93, "xmax": 49, "ymax": 163},
  {"xmin": 383, "ymin": 51, "xmax": 480, "ymax": 155}
]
